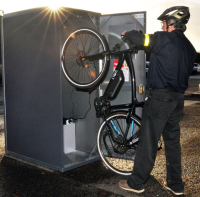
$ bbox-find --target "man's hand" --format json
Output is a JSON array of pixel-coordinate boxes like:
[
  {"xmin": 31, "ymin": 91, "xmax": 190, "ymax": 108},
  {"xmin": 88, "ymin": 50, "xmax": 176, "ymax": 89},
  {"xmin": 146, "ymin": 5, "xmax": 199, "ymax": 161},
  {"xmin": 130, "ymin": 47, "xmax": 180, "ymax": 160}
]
[{"xmin": 121, "ymin": 30, "xmax": 128, "ymax": 36}]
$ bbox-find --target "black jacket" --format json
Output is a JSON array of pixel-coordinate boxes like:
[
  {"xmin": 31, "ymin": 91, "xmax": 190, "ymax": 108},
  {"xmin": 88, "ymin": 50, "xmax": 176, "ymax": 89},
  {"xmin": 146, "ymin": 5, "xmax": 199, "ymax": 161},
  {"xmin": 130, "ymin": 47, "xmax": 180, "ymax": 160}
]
[{"xmin": 125, "ymin": 29, "xmax": 196, "ymax": 93}]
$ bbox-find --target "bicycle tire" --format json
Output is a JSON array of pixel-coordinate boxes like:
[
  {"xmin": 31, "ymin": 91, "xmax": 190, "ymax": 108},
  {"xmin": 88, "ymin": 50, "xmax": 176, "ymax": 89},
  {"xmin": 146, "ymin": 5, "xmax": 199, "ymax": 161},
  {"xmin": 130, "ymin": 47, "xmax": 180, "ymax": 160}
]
[
  {"xmin": 61, "ymin": 28, "xmax": 109, "ymax": 89},
  {"xmin": 97, "ymin": 112, "xmax": 141, "ymax": 176}
]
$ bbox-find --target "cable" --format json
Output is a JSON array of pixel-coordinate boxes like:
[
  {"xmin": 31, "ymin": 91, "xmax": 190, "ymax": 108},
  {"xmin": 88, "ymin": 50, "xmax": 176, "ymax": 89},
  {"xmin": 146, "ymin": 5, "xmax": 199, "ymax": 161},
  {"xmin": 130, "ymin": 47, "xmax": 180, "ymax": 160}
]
[
  {"xmin": 70, "ymin": 88, "xmax": 75, "ymax": 118},
  {"xmin": 68, "ymin": 88, "xmax": 91, "ymax": 121},
  {"xmin": 77, "ymin": 92, "xmax": 91, "ymax": 120}
]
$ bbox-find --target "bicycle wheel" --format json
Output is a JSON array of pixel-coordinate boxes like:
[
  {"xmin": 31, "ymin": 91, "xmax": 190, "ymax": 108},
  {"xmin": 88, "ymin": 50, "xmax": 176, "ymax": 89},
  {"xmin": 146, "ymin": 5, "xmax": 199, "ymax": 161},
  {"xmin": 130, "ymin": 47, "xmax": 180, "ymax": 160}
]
[
  {"xmin": 61, "ymin": 28, "xmax": 109, "ymax": 89},
  {"xmin": 97, "ymin": 112, "xmax": 141, "ymax": 176}
]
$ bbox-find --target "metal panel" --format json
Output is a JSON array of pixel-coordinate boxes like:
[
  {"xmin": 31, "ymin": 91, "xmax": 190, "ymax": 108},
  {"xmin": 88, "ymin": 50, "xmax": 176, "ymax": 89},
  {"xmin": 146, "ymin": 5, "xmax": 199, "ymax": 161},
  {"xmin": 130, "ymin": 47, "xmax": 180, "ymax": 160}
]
[
  {"xmin": 63, "ymin": 123, "xmax": 76, "ymax": 154},
  {"xmin": 4, "ymin": 8, "xmax": 63, "ymax": 168}
]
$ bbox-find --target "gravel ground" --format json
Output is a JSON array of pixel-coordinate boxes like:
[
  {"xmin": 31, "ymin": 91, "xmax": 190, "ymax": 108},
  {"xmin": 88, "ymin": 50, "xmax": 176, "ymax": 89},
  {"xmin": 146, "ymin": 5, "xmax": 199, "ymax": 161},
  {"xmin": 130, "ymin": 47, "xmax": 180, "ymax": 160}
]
[{"xmin": 0, "ymin": 100, "xmax": 200, "ymax": 196}]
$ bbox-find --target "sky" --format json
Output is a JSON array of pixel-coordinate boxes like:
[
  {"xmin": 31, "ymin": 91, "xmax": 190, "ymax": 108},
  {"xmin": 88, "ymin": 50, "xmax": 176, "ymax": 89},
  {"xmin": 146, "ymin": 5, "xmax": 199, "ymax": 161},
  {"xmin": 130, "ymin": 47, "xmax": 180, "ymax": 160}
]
[{"xmin": 1, "ymin": 0, "xmax": 200, "ymax": 51}]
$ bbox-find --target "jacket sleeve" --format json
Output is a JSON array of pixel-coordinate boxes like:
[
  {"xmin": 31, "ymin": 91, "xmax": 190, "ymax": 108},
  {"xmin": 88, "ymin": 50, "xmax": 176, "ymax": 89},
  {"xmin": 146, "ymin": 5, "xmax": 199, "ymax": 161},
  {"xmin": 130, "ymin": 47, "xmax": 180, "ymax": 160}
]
[{"xmin": 125, "ymin": 30, "xmax": 159, "ymax": 52}]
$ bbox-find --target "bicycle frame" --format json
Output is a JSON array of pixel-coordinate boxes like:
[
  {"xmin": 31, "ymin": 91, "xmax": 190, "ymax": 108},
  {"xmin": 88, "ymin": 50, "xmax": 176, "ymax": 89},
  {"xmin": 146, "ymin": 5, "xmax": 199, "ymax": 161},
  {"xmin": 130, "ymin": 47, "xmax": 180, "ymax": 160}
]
[
  {"xmin": 83, "ymin": 47, "xmax": 144, "ymax": 114},
  {"xmin": 83, "ymin": 46, "xmax": 144, "ymax": 145}
]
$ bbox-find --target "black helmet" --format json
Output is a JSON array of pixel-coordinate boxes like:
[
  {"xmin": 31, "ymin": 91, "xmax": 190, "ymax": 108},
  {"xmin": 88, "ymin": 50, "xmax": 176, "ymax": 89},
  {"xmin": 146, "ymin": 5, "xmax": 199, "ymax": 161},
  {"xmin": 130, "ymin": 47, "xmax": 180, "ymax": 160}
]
[{"xmin": 157, "ymin": 6, "xmax": 190, "ymax": 24}]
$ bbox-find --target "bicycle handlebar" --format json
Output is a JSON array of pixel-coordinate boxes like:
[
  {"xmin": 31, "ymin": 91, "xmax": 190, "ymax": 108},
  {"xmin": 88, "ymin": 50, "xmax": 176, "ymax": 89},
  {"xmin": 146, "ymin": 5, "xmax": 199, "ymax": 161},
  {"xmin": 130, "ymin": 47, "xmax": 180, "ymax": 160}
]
[
  {"xmin": 81, "ymin": 34, "xmax": 145, "ymax": 62},
  {"xmin": 112, "ymin": 35, "xmax": 128, "ymax": 52},
  {"xmin": 82, "ymin": 46, "xmax": 138, "ymax": 60}
]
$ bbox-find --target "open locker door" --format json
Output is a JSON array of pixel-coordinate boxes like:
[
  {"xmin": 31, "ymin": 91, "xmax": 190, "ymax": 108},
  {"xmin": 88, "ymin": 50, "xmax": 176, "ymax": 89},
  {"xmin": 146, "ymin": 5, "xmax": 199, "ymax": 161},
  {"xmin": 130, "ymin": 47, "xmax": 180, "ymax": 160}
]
[{"xmin": 99, "ymin": 12, "xmax": 146, "ymax": 117}]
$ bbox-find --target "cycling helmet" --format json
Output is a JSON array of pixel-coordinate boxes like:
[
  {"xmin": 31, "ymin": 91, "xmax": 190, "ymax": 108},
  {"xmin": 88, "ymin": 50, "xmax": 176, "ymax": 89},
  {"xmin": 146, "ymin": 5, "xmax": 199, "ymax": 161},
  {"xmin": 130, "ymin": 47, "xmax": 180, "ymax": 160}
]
[{"xmin": 157, "ymin": 6, "xmax": 190, "ymax": 24}]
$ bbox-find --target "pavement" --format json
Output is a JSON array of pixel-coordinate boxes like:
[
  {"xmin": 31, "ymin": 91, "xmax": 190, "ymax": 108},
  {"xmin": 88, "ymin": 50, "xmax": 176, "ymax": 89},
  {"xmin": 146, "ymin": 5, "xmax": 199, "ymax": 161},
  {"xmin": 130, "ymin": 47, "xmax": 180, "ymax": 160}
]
[{"xmin": 0, "ymin": 84, "xmax": 200, "ymax": 197}]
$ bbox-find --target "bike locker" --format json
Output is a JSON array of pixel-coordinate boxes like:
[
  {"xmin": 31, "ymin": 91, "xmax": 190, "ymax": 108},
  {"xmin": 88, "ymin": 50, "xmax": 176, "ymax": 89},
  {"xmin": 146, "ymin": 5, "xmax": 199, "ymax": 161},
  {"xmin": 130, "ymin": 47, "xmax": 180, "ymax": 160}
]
[{"xmin": 2, "ymin": 7, "xmax": 146, "ymax": 172}]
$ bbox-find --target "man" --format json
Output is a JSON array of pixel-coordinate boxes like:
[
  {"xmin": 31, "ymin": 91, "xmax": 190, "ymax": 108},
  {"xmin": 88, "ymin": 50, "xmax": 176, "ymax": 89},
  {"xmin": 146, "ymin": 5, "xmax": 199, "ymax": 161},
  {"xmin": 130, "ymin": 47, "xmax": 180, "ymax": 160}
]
[{"xmin": 119, "ymin": 6, "xmax": 196, "ymax": 196}]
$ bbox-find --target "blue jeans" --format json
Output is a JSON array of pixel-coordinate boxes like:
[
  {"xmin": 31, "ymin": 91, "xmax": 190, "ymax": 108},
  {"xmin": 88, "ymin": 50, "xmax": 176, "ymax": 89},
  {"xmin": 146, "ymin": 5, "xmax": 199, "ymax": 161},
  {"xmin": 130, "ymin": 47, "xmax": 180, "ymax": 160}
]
[{"xmin": 128, "ymin": 88, "xmax": 184, "ymax": 191}]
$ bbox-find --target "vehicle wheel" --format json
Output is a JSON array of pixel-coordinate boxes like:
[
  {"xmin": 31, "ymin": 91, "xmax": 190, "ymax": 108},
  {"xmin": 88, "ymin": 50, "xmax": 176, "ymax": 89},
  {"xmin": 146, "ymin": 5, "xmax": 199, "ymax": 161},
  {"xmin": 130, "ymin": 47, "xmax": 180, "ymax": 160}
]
[
  {"xmin": 97, "ymin": 112, "xmax": 141, "ymax": 175},
  {"xmin": 61, "ymin": 28, "xmax": 109, "ymax": 89}
]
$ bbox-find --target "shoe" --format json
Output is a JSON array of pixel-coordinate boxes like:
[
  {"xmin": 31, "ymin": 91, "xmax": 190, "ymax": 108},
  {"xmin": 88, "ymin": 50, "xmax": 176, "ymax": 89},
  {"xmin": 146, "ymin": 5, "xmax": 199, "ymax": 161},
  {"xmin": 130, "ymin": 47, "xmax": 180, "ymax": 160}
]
[
  {"xmin": 119, "ymin": 180, "xmax": 144, "ymax": 193},
  {"xmin": 165, "ymin": 185, "xmax": 184, "ymax": 195}
]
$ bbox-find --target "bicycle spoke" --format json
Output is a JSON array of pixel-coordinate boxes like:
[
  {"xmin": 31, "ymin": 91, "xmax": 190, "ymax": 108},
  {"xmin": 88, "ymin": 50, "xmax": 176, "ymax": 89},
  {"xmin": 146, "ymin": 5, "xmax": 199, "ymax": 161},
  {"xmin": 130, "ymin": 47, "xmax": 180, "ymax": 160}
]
[{"xmin": 114, "ymin": 117, "xmax": 126, "ymax": 138}]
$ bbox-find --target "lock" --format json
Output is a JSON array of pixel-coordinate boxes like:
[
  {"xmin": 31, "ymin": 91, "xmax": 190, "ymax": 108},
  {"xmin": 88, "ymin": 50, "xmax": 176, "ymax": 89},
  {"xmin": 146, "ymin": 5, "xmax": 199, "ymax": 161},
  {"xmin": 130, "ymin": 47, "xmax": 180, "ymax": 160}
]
[{"xmin": 138, "ymin": 84, "xmax": 143, "ymax": 94}]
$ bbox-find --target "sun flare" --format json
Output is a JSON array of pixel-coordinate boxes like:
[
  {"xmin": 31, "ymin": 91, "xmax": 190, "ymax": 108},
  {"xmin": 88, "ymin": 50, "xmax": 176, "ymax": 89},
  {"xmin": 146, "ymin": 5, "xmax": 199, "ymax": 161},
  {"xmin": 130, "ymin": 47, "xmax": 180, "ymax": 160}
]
[{"xmin": 48, "ymin": 3, "xmax": 60, "ymax": 11}]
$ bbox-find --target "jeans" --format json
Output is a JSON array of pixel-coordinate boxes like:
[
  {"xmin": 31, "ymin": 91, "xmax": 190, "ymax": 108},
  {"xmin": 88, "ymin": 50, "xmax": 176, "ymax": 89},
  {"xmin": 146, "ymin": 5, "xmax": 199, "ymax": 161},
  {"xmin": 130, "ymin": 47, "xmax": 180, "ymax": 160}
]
[{"xmin": 128, "ymin": 88, "xmax": 184, "ymax": 191}]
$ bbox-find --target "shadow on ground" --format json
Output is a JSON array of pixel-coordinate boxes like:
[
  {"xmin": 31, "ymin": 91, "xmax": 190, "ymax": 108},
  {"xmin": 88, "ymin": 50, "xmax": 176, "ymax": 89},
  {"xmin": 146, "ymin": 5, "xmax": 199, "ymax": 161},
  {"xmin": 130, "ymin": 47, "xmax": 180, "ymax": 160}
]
[{"xmin": 0, "ymin": 155, "xmax": 171, "ymax": 197}]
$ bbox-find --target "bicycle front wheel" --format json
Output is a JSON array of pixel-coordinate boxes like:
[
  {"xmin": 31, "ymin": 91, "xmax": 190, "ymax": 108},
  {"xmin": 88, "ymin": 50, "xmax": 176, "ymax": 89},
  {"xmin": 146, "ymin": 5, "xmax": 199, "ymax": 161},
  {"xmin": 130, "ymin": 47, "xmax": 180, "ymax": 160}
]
[
  {"xmin": 61, "ymin": 28, "xmax": 109, "ymax": 89},
  {"xmin": 97, "ymin": 112, "xmax": 141, "ymax": 176}
]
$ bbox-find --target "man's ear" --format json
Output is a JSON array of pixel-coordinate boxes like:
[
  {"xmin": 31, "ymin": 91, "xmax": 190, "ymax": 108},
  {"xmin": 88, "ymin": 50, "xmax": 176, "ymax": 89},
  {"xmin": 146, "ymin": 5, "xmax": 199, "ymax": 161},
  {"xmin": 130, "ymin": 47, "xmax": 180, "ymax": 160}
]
[{"xmin": 169, "ymin": 25, "xmax": 175, "ymax": 32}]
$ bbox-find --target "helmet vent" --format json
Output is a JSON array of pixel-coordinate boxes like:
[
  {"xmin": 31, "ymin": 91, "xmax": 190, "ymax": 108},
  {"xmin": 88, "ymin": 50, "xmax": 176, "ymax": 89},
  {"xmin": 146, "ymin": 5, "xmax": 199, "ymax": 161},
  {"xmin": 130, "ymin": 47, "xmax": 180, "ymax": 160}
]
[
  {"xmin": 177, "ymin": 11, "xmax": 185, "ymax": 16},
  {"xmin": 167, "ymin": 10, "xmax": 178, "ymax": 16}
]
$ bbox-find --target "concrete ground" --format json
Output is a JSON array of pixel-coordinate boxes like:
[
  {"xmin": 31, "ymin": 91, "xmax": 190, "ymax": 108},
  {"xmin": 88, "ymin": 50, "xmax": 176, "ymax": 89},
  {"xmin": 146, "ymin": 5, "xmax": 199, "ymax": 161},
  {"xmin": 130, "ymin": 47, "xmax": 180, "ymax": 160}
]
[{"xmin": 0, "ymin": 84, "xmax": 200, "ymax": 197}]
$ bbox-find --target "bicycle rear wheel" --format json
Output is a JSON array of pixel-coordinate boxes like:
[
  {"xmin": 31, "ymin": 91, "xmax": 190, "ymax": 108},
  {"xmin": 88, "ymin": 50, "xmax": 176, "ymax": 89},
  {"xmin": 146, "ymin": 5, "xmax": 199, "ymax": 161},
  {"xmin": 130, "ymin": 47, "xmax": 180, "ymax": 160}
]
[
  {"xmin": 97, "ymin": 112, "xmax": 141, "ymax": 176},
  {"xmin": 61, "ymin": 28, "xmax": 109, "ymax": 89}
]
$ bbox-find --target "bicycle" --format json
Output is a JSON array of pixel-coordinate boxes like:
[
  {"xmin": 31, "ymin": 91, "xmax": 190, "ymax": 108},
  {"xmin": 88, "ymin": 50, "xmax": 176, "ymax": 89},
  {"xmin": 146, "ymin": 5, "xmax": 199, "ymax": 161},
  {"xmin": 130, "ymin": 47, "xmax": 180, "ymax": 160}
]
[{"xmin": 61, "ymin": 28, "xmax": 145, "ymax": 176}]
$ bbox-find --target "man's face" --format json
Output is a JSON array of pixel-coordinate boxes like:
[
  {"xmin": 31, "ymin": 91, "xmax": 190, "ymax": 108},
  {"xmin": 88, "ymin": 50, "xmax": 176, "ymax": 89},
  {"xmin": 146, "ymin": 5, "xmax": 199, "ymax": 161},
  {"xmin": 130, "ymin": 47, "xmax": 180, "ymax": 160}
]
[
  {"xmin": 161, "ymin": 20, "xmax": 167, "ymax": 31},
  {"xmin": 161, "ymin": 20, "xmax": 175, "ymax": 32}
]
